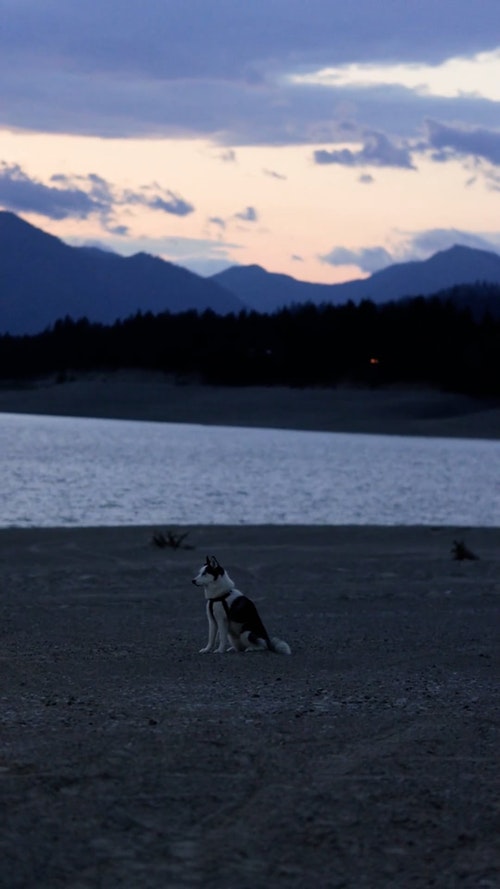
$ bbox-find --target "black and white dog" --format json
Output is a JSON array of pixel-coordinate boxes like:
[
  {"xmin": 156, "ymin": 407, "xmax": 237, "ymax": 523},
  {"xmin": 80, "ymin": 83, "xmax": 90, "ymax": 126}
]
[{"xmin": 192, "ymin": 555, "xmax": 291, "ymax": 655}]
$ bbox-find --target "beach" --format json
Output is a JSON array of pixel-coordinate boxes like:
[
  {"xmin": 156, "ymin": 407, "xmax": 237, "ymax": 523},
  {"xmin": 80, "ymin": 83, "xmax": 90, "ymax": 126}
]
[
  {"xmin": 1, "ymin": 376, "xmax": 499, "ymax": 886},
  {"xmin": 1, "ymin": 525, "xmax": 499, "ymax": 887}
]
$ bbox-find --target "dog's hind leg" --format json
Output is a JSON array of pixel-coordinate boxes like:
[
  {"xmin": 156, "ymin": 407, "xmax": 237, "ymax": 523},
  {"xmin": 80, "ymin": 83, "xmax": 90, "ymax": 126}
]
[{"xmin": 240, "ymin": 630, "xmax": 269, "ymax": 652}]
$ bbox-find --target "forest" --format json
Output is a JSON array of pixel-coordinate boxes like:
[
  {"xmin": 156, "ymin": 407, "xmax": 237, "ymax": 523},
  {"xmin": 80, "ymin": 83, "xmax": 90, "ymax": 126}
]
[{"xmin": 1, "ymin": 284, "xmax": 499, "ymax": 397}]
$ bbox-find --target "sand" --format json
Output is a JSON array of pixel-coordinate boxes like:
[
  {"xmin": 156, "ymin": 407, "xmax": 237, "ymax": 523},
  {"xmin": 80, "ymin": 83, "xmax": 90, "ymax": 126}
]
[
  {"xmin": 1, "ymin": 524, "xmax": 499, "ymax": 888},
  {"xmin": 1, "ymin": 371, "xmax": 499, "ymax": 439}
]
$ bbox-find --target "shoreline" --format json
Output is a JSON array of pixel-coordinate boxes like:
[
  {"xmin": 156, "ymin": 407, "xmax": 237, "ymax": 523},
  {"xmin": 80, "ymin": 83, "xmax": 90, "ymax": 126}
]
[{"xmin": 1, "ymin": 371, "xmax": 500, "ymax": 439}]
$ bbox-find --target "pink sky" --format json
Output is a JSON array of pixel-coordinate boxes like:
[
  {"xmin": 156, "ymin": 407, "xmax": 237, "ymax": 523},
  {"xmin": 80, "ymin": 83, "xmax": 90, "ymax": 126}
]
[{"xmin": 1, "ymin": 1, "xmax": 499, "ymax": 282}]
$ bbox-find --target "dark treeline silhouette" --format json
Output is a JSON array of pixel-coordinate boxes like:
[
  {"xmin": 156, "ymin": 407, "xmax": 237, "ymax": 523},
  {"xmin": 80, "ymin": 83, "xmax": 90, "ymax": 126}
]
[{"xmin": 1, "ymin": 284, "xmax": 499, "ymax": 396}]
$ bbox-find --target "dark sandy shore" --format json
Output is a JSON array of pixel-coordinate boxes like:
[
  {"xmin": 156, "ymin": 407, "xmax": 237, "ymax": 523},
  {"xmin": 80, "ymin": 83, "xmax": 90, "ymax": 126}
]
[
  {"xmin": 1, "ymin": 525, "xmax": 498, "ymax": 887},
  {"xmin": 1, "ymin": 371, "xmax": 499, "ymax": 439}
]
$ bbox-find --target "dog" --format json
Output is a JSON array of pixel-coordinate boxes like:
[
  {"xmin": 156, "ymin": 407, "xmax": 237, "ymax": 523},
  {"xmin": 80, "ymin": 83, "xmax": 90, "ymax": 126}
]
[{"xmin": 192, "ymin": 555, "xmax": 291, "ymax": 655}]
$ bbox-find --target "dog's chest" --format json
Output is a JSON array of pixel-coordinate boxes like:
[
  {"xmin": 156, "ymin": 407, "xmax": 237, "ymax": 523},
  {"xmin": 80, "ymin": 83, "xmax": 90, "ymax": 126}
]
[{"xmin": 209, "ymin": 592, "xmax": 250, "ymax": 627}]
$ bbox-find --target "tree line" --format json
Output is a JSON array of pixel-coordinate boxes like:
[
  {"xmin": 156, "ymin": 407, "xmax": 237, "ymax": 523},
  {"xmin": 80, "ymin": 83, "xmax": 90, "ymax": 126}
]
[{"xmin": 1, "ymin": 285, "xmax": 499, "ymax": 396}]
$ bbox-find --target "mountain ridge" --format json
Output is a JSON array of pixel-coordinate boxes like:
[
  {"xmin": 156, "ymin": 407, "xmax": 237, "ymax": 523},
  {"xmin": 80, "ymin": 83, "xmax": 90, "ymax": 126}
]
[
  {"xmin": 0, "ymin": 211, "xmax": 244, "ymax": 334},
  {"xmin": 1, "ymin": 211, "xmax": 500, "ymax": 333},
  {"xmin": 212, "ymin": 244, "xmax": 500, "ymax": 313}
]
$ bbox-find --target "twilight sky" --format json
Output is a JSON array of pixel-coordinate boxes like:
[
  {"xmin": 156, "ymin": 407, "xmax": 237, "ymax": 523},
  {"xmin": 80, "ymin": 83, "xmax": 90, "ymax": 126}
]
[{"xmin": 1, "ymin": 0, "xmax": 499, "ymax": 283}]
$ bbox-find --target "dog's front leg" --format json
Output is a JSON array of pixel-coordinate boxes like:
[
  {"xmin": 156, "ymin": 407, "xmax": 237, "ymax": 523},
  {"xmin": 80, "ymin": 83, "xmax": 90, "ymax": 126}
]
[
  {"xmin": 215, "ymin": 611, "xmax": 230, "ymax": 653},
  {"xmin": 199, "ymin": 604, "xmax": 218, "ymax": 653}
]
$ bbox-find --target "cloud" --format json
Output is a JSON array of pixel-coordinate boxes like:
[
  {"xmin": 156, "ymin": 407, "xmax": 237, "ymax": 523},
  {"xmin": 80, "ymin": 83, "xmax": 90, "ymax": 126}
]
[
  {"xmin": 234, "ymin": 206, "xmax": 258, "ymax": 222},
  {"xmin": 483, "ymin": 169, "xmax": 500, "ymax": 191},
  {"xmin": 293, "ymin": 48, "xmax": 500, "ymax": 102},
  {"xmin": 263, "ymin": 168, "xmax": 287, "ymax": 180},
  {"xmin": 314, "ymin": 132, "xmax": 416, "ymax": 169},
  {"xmin": 219, "ymin": 149, "xmax": 237, "ymax": 163},
  {"xmin": 319, "ymin": 246, "xmax": 393, "ymax": 273},
  {"xmin": 0, "ymin": 163, "xmax": 107, "ymax": 219},
  {"xmin": 208, "ymin": 216, "xmax": 226, "ymax": 230},
  {"xmin": 0, "ymin": 1, "xmax": 498, "ymax": 145},
  {"xmin": 107, "ymin": 224, "xmax": 129, "ymax": 236},
  {"xmin": 425, "ymin": 119, "xmax": 500, "ymax": 165},
  {"xmin": 138, "ymin": 192, "xmax": 194, "ymax": 217},
  {"xmin": 319, "ymin": 228, "xmax": 500, "ymax": 274},
  {"xmin": 396, "ymin": 228, "xmax": 500, "ymax": 258},
  {"xmin": 205, "ymin": 207, "xmax": 259, "ymax": 238},
  {"xmin": 3, "ymin": 1, "xmax": 498, "ymax": 79},
  {"xmin": 0, "ymin": 163, "xmax": 195, "ymax": 225}
]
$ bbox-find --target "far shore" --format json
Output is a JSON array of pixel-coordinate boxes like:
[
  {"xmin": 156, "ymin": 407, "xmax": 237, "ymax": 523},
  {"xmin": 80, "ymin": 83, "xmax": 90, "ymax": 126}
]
[{"xmin": 0, "ymin": 371, "xmax": 499, "ymax": 439}]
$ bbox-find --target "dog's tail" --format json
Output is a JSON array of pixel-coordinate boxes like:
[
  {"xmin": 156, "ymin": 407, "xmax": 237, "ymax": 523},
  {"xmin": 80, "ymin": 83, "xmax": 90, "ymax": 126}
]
[{"xmin": 269, "ymin": 636, "xmax": 292, "ymax": 655}]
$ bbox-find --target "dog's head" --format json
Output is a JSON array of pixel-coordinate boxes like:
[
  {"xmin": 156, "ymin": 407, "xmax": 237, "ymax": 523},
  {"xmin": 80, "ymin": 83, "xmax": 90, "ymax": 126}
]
[{"xmin": 192, "ymin": 555, "xmax": 225, "ymax": 588}]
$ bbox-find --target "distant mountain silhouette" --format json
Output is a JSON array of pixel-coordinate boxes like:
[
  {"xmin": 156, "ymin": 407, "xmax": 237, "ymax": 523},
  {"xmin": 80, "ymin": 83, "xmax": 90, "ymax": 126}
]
[
  {"xmin": 212, "ymin": 245, "xmax": 500, "ymax": 313},
  {"xmin": 0, "ymin": 212, "xmax": 244, "ymax": 334},
  {"xmin": 2, "ymin": 211, "xmax": 500, "ymax": 334}
]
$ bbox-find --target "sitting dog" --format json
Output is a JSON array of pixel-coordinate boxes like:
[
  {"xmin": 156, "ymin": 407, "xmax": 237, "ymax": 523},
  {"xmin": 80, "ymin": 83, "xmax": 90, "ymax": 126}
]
[{"xmin": 192, "ymin": 555, "xmax": 291, "ymax": 654}]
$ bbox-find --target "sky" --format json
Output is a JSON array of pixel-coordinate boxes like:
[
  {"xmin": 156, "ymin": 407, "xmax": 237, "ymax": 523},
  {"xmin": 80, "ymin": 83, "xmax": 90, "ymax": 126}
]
[{"xmin": 1, "ymin": 0, "xmax": 499, "ymax": 284}]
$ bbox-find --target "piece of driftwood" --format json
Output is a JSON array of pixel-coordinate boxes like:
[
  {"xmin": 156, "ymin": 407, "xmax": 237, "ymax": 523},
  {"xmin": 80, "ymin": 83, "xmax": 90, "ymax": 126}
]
[
  {"xmin": 451, "ymin": 539, "xmax": 479, "ymax": 561},
  {"xmin": 151, "ymin": 530, "xmax": 194, "ymax": 550}
]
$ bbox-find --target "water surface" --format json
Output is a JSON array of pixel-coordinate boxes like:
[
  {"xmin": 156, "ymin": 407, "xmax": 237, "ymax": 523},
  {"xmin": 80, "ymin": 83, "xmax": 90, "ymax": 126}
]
[{"xmin": 1, "ymin": 413, "xmax": 498, "ymax": 527}]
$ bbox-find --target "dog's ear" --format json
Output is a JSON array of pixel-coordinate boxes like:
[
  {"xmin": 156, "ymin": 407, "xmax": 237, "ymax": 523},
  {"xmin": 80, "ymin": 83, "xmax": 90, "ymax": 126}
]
[{"xmin": 208, "ymin": 555, "xmax": 220, "ymax": 569}]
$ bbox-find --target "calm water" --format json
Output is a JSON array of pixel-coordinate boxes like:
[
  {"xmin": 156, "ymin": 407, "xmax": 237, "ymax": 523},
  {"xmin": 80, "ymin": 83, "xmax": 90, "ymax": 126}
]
[{"xmin": 1, "ymin": 412, "xmax": 499, "ymax": 527}]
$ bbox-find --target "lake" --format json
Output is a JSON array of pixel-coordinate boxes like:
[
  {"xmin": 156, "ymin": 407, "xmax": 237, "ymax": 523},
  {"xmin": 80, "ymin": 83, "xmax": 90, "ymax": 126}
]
[{"xmin": 1, "ymin": 413, "xmax": 499, "ymax": 527}]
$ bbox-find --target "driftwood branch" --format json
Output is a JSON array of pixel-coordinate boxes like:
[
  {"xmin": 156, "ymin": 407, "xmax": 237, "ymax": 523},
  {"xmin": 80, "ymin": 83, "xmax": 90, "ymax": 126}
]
[
  {"xmin": 151, "ymin": 530, "xmax": 194, "ymax": 550},
  {"xmin": 451, "ymin": 539, "xmax": 479, "ymax": 561}
]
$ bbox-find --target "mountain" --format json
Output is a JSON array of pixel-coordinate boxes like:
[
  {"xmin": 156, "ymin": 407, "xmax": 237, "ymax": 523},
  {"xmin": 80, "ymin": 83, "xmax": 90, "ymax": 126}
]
[
  {"xmin": 2, "ymin": 211, "xmax": 500, "ymax": 335},
  {"xmin": 0, "ymin": 212, "xmax": 244, "ymax": 334},
  {"xmin": 212, "ymin": 245, "xmax": 500, "ymax": 313}
]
